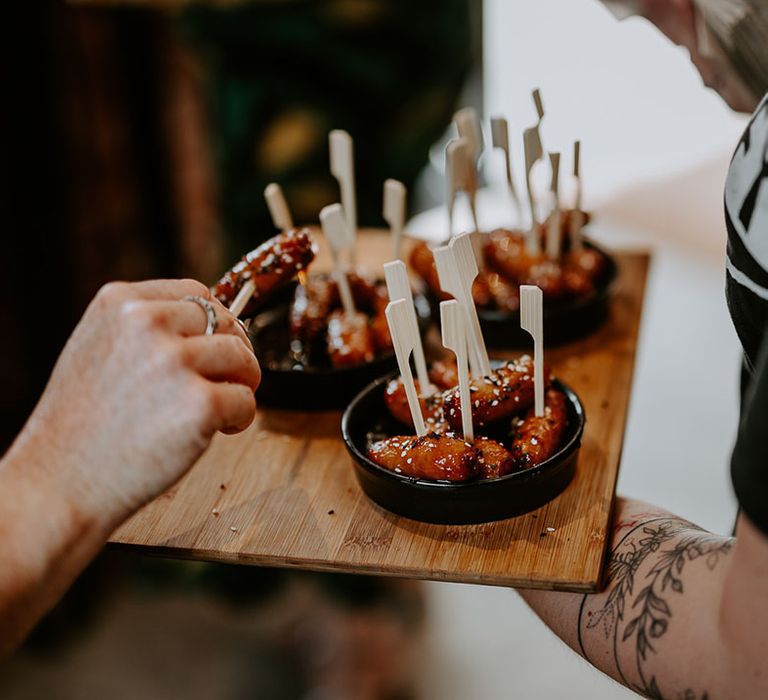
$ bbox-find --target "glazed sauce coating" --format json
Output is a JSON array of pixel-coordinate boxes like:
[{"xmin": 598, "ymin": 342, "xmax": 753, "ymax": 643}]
[
  {"xmin": 475, "ymin": 437, "xmax": 517, "ymax": 479},
  {"xmin": 509, "ymin": 387, "xmax": 569, "ymax": 470},
  {"xmin": 290, "ymin": 275, "xmax": 338, "ymax": 342},
  {"xmin": 484, "ymin": 271, "xmax": 520, "ymax": 312},
  {"xmin": 326, "ymin": 310, "xmax": 376, "ymax": 368},
  {"xmin": 428, "ymin": 359, "xmax": 459, "ymax": 390},
  {"xmin": 407, "ymin": 221, "xmax": 608, "ymax": 312},
  {"xmin": 483, "ymin": 229, "xmax": 540, "ymax": 281},
  {"xmin": 213, "ymin": 228, "xmax": 316, "ymax": 317},
  {"xmin": 444, "ymin": 355, "xmax": 546, "ymax": 432},
  {"xmin": 369, "ymin": 285, "xmax": 393, "ymax": 352},
  {"xmin": 367, "ymin": 433, "xmax": 480, "ymax": 482},
  {"xmin": 409, "ymin": 242, "xmax": 450, "ymax": 301},
  {"xmin": 384, "ymin": 377, "xmax": 445, "ymax": 429}
]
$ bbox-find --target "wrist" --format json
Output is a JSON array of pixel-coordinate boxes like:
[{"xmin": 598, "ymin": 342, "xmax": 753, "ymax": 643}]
[{"xmin": 2, "ymin": 426, "xmax": 120, "ymax": 545}]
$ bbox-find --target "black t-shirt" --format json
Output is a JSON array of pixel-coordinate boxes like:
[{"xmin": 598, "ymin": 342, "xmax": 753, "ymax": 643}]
[{"xmin": 725, "ymin": 94, "xmax": 768, "ymax": 535}]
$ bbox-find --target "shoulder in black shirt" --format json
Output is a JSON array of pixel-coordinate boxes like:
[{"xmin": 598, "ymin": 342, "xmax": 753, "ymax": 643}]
[{"xmin": 725, "ymin": 93, "xmax": 768, "ymax": 534}]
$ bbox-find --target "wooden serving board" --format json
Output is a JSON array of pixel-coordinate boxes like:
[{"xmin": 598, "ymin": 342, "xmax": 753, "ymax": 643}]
[{"xmin": 110, "ymin": 230, "xmax": 650, "ymax": 592}]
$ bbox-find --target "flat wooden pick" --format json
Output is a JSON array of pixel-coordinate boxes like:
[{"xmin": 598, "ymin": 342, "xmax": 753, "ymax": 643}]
[
  {"xmin": 445, "ymin": 137, "xmax": 479, "ymax": 233},
  {"xmin": 491, "ymin": 115, "xmax": 522, "ymax": 222},
  {"xmin": 228, "ymin": 280, "xmax": 256, "ymax": 318},
  {"xmin": 385, "ymin": 299, "xmax": 426, "ymax": 436},
  {"xmin": 264, "ymin": 183, "xmax": 293, "ymax": 232},
  {"xmin": 523, "ymin": 127, "xmax": 543, "ymax": 255},
  {"xmin": 319, "ymin": 203, "xmax": 355, "ymax": 315},
  {"xmin": 572, "ymin": 140, "xmax": 584, "ymax": 252},
  {"xmin": 546, "ymin": 152, "xmax": 562, "ymax": 259},
  {"xmin": 383, "ymin": 259, "xmax": 430, "ymax": 392},
  {"xmin": 432, "ymin": 245, "xmax": 480, "ymax": 378},
  {"xmin": 329, "ymin": 129, "xmax": 357, "ymax": 266},
  {"xmin": 447, "ymin": 234, "xmax": 491, "ymax": 377},
  {"xmin": 440, "ymin": 299, "xmax": 473, "ymax": 442},
  {"xmin": 520, "ymin": 285, "xmax": 544, "ymax": 416},
  {"xmin": 383, "ymin": 179, "xmax": 406, "ymax": 261},
  {"xmin": 532, "ymin": 88, "xmax": 545, "ymax": 122},
  {"xmin": 453, "ymin": 106, "xmax": 483, "ymax": 162}
]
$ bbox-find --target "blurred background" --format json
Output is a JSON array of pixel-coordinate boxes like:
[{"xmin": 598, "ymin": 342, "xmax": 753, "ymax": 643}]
[{"xmin": 0, "ymin": 0, "xmax": 748, "ymax": 698}]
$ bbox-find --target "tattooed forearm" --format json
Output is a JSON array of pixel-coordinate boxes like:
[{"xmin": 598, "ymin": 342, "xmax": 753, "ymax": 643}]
[
  {"xmin": 520, "ymin": 499, "xmax": 768, "ymax": 700},
  {"xmin": 577, "ymin": 517, "xmax": 734, "ymax": 700}
]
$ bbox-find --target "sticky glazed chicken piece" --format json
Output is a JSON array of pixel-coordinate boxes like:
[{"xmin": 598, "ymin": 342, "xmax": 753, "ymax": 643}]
[
  {"xmin": 561, "ymin": 208, "xmax": 592, "ymax": 244},
  {"xmin": 561, "ymin": 265, "xmax": 595, "ymax": 298},
  {"xmin": 326, "ymin": 310, "xmax": 376, "ymax": 368},
  {"xmin": 444, "ymin": 355, "xmax": 547, "ymax": 432},
  {"xmin": 367, "ymin": 434, "xmax": 480, "ymax": 482},
  {"xmin": 484, "ymin": 271, "xmax": 520, "ymax": 312},
  {"xmin": 567, "ymin": 246, "xmax": 606, "ymax": 281},
  {"xmin": 475, "ymin": 437, "xmax": 517, "ymax": 479},
  {"xmin": 561, "ymin": 247, "xmax": 607, "ymax": 297},
  {"xmin": 471, "ymin": 272, "xmax": 494, "ymax": 308},
  {"xmin": 369, "ymin": 284, "xmax": 393, "ymax": 352},
  {"xmin": 482, "ymin": 228, "xmax": 539, "ymax": 281},
  {"xmin": 348, "ymin": 273, "xmax": 380, "ymax": 310},
  {"xmin": 213, "ymin": 228, "xmax": 316, "ymax": 317},
  {"xmin": 409, "ymin": 242, "xmax": 450, "ymax": 300},
  {"xmin": 522, "ymin": 260, "xmax": 568, "ymax": 300},
  {"xmin": 509, "ymin": 387, "xmax": 569, "ymax": 470},
  {"xmin": 290, "ymin": 275, "xmax": 338, "ymax": 342},
  {"xmin": 428, "ymin": 359, "xmax": 459, "ymax": 390},
  {"xmin": 383, "ymin": 377, "xmax": 446, "ymax": 430}
]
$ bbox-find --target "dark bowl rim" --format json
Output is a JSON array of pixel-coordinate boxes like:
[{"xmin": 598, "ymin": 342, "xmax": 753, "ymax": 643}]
[
  {"xmin": 249, "ymin": 287, "xmax": 431, "ymax": 379},
  {"xmin": 341, "ymin": 368, "xmax": 586, "ymax": 492}
]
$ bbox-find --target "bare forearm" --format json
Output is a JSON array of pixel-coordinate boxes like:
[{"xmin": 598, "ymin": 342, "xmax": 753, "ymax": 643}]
[
  {"xmin": 520, "ymin": 497, "xmax": 752, "ymax": 699},
  {"xmin": 0, "ymin": 437, "xmax": 114, "ymax": 658}
]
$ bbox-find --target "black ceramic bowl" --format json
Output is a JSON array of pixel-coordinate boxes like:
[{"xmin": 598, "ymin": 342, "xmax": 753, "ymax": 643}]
[
  {"xmin": 342, "ymin": 370, "xmax": 585, "ymax": 524},
  {"xmin": 249, "ymin": 292, "xmax": 431, "ymax": 411},
  {"xmin": 480, "ymin": 240, "xmax": 617, "ymax": 348},
  {"xmin": 422, "ymin": 238, "xmax": 617, "ymax": 349}
]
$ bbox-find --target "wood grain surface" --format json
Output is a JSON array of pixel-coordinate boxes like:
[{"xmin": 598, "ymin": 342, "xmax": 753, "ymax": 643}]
[{"xmin": 110, "ymin": 230, "xmax": 650, "ymax": 592}]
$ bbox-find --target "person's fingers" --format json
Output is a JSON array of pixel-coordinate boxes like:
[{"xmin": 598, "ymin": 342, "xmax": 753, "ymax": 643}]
[
  {"xmin": 98, "ymin": 278, "xmax": 213, "ymax": 304},
  {"xmin": 204, "ymin": 381, "xmax": 257, "ymax": 434},
  {"xmin": 182, "ymin": 335, "xmax": 261, "ymax": 391},
  {"xmin": 141, "ymin": 299, "xmax": 251, "ymax": 347},
  {"xmin": 206, "ymin": 296, "xmax": 252, "ymax": 349}
]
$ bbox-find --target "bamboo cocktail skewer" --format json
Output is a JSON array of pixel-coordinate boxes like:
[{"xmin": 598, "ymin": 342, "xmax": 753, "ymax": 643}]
[
  {"xmin": 520, "ymin": 285, "xmax": 544, "ymax": 416},
  {"xmin": 228, "ymin": 182, "xmax": 294, "ymax": 318},
  {"xmin": 385, "ymin": 298, "xmax": 427, "ymax": 436},
  {"xmin": 383, "ymin": 178, "xmax": 406, "ymax": 261},
  {"xmin": 490, "ymin": 115, "xmax": 522, "ymax": 223},
  {"xmin": 523, "ymin": 127, "xmax": 543, "ymax": 256},
  {"xmin": 320, "ymin": 203, "xmax": 356, "ymax": 316},
  {"xmin": 572, "ymin": 140, "xmax": 585, "ymax": 252},
  {"xmin": 383, "ymin": 259, "xmax": 431, "ymax": 393},
  {"xmin": 329, "ymin": 129, "xmax": 357, "ymax": 268},
  {"xmin": 440, "ymin": 299, "xmax": 473, "ymax": 442},
  {"xmin": 546, "ymin": 151, "xmax": 562, "ymax": 260}
]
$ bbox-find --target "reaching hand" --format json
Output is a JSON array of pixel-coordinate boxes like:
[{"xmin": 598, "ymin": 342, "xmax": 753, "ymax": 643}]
[{"xmin": 14, "ymin": 279, "xmax": 260, "ymax": 527}]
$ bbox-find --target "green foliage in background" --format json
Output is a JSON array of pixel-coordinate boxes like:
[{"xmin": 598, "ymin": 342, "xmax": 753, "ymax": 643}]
[{"xmin": 179, "ymin": 0, "xmax": 472, "ymax": 255}]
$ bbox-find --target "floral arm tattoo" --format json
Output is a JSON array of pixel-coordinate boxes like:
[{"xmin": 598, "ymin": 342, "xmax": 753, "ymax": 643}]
[{"xmin": 576, "ymin": 516, "xmax": 734, "ymax": 700}]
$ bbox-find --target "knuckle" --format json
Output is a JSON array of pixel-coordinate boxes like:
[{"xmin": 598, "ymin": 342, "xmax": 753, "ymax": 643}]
[
  {"xmin": 181, "ymin": 278, "xmax": 210, "ymax": 299},
  {"xmin": 95, "ymin": 281, "xmax": 129, "ymax": 306},
  {"xmin": 119, "ymin": 300, "xmax": 158, "ymax": 332}
]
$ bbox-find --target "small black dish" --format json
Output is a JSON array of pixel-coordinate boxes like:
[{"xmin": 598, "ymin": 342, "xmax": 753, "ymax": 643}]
[
  {"xmin": 480, "ymin": 240, "xmax": 617, "ymax": 348},
  {"xmin": 249, "ymin": 292, "xmax": 431, "ymax": 411},
  {"xmin": 341, "ymin": 371, "xmax": 585, "ymax": 525}
]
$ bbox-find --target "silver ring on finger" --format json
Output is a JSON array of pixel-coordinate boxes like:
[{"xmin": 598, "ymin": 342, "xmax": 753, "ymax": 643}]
[{"xmin": 182, "ymin": 295, "xmax": 218, "ymax": 336}]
